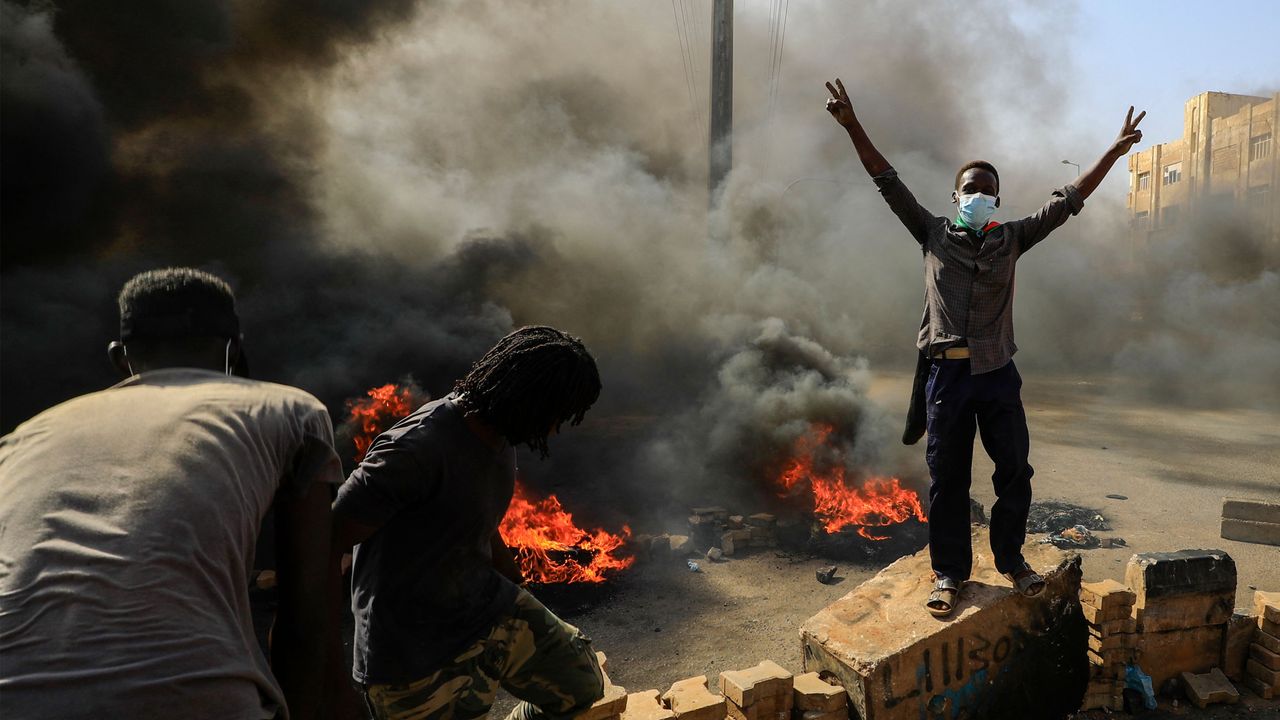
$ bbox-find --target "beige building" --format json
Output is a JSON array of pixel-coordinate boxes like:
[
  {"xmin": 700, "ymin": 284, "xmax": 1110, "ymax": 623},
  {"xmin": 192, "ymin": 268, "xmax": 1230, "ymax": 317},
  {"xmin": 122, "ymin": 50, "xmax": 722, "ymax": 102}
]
[{"xmin": 1128, "ymin": 91, "xmax": 1278, "ymax": 246}]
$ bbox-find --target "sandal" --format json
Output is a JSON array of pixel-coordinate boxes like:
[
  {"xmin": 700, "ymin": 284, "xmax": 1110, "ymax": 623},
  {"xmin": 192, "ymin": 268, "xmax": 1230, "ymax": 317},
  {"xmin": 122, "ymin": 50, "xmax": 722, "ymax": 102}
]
[
  {"xmin": 1004, "ymin": 562, "xmax": 1046, "ymax": 597},
  {"xmin": 926, "ymin": 575, "xmax": 960, "ymax": 617}
]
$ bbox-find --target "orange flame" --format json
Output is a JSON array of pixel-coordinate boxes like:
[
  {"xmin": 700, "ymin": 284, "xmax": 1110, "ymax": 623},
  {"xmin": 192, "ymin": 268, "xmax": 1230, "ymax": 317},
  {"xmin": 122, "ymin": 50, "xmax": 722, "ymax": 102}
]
[
  {"xmin": 346, "ymin": 383, "xmax": 420, "ymax": 462},
  {"xmin": 499, "ymin": 482, "xmax": 634, "ymax": 584},
  {"xmin": 777, "ymin": 424, "xmax": 927, "ymax": 539}
]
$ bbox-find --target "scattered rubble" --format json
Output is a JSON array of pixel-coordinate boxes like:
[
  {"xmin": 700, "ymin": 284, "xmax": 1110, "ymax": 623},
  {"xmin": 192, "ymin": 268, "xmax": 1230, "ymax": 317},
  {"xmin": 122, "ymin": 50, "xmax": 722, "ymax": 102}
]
[
  {"xmin": 815, "ymin": 566, "xmax": 837, "ymax": 585},
  {"xmin": 1026, "ymin": 500, "xmax": 1110, "ymax": 534}
]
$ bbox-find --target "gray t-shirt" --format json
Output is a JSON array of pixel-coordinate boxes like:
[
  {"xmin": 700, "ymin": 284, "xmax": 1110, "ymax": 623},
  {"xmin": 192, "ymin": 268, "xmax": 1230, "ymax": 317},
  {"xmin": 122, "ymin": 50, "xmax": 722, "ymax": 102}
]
[
  {"xmin": 334, "ymin": 394, "xmax": 519, "ymax": 685},
  {"xmin": 0, "ymin": 369, "xmax": 342, "ymax": 720}
]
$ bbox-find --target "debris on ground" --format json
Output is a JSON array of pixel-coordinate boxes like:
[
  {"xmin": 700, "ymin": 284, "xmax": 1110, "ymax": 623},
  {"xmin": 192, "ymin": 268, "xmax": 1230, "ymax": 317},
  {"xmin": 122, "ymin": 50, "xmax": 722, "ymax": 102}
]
[
  {"xmin": 706, "ymin": 547, "xmax": 724, "ymax": 562},
  {"xmin": 815, "ymin": 566, "xmax": 837, "ymax": 584},
  {"xmin": 1044, "ymin": 524, "xmax": 1100, "ymax": 549},
  {"xmin": 1027, "ymin": 501, "xmax": 1111, "ymax": 534},
  {"xmin": 686, "ymin": 561, "xmax": 700, "ymax": 573}
]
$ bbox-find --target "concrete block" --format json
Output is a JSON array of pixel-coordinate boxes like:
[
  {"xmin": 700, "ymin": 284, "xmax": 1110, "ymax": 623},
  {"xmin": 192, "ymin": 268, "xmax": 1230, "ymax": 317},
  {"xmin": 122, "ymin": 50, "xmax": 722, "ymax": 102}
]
[
  {"xmin": 746, "ymin": 513, "xmax": 777, "ymax": 527},
  {"xmin": 1246, "ymin": 659, "xmax": 1280, "ymax": 689},
  {"xmin": 1251, "ymin": 642, "xmax": 1280, "ymax": 671},
  {"xmin": 792, "ymin": 672, "xmax": 847, "ymax": 712},
  {"xmin": 669, "ymin": 535, "xmax": 692, "ymax": 555},
  {"xmin": 622, "ymin": 691, "xmax": 674, "ymax": 720},
  {"xmin": 800, "ymin": 526, "xmax": 1085, "ymax": 720},
  {"xmin": 748, "ymin": 526, "xmax": 774, "ymax": 543},
  {"xmin": 1255, "ymin": 628, "xmax": 1280, "ymax": 654},
  {"xmin": 1079, "ymin": 579, "xmax": 1136, "ymax": 610},
  {"xmin": 661, "ymin": 676, "xmax": 726, "ymax": 720},
  {"xmin": 691, "ymin": 507, "xmax": 729, "ymax": 521},
  {"xmin": 1221, "ymin": 518, "xmax": 1280, "ymax": 546},
  {"xmin": 720, "ymin": 661, "xmax": 792, "ymax": 707},
  {"xmin": 1180, "ymin": 668, "xmax": 1240, "ymax": 709},
  {"xmin": 1263, "ymin": 617, "xmax": 1280, "ymax": 637},
  {"xmin": 1223, "ymin": 613, "xmax": 1258, "ymax": 681},
  {"xmin": 1252, "ymin": 590, "xmax": 1280, "ymax": 625},
  {"xmin": 1087, "ymin": 631, "xmax": 1137, "ymax": 653},
  {"xmin": 1134, "ymin": 589, "xmax": 1234, "ymax": 632},
  {"xmin": 726, "ymin": 699, "xmax": 790, "ymax": 720},
  {"xmin": 706, "ymin": 547, "xmax": 723, "ymax": 562},
  {"xmin": 597, "ymin": 651, "xmax": 610, "ymax": 674},
  {"xmin": 729, "ymin": 515, "xmax": 745, "ymax": 529},
  {"xmin": 1245, "ymin": 674, "xmax": 1275, "ymax": 699},
  {"xmin": 1093, "ymin": 616, "xmax": 1137, "ymax": 636},
  {"xmin": 1087, "ymin": 648, "xmax": 1136, "ymax": 668},
  {"xmin": 1222, "ymin": 497, "xmax": 1280, "ymax": 523},
  {"xmin": 1137, "ymin": 625, "xmax": 1226, "ymax": 689},
  {"xmin": 721, "ymin": 530, "xmax": 752, "ymax": 557},
  {"xmin": 576, "ymin": 682, "xmax": 629, "ymax": 720},
  {"xmin": 1081, "ymin": 601, "xmax": 1131, "ymax": 625},
  {"xmin": 1125, "ymin": 549, "xmax": 1236, "ymax": 603}
]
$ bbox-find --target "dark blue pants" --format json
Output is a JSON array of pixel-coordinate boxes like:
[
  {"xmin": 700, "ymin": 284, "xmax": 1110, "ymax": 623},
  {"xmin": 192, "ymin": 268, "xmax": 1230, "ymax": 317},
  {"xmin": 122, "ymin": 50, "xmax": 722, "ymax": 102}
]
[{"xmin": 924, "ymin": 358, "xmax": 1033, "ymax": 581}]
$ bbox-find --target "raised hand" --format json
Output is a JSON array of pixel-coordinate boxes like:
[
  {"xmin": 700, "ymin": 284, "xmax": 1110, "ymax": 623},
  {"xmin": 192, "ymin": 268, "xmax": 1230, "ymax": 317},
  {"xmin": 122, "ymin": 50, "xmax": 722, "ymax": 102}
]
[
  {"xmin": 1114, "ymin": 106, "xmax": 1146, "ymax": 155},
  {"xmin": 825, "ymin": 78, "xmax": 856, "ymax": 127}
]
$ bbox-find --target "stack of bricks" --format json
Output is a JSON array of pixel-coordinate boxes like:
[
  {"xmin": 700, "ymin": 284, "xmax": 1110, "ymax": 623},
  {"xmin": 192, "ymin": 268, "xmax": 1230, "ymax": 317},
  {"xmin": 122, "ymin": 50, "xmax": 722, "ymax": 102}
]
[
  {"xmin": 1080, "ymin": 578, "xmax": 1138, "ymax": 710},
  {"xmin": 721, "ymin": 514, "xmax": 779, "ymax": 557},
  {"xmin": 576, "ymin": 653, "xmax": 629, "ymax": 720},
  {"xmin": 792, "ymin": 672, "xmax": 848, "ymax": 720},
  {"xmin": 720, "ymin": 660, "xmax": 793, "ymax": 720},
  {"xmin": 1246, "ymin": 591, "xmax": 1280, "ymax": 699}
]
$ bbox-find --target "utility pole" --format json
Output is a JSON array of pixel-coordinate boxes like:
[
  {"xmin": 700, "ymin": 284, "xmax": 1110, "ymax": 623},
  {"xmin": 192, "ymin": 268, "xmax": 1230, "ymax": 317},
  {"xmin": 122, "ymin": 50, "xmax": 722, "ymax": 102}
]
[{"xmin": 709, "ymin": 0, "xmax": 733, "ymax": 207}]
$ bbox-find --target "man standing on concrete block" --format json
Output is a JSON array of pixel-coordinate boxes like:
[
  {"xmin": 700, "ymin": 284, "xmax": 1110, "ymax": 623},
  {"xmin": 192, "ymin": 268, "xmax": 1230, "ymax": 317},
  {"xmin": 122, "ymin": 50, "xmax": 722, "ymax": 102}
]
[
  {"xmin": 333, "ymin": 327, "xmax": 606, "ymax": 720},
  {"xmin": 824, "ymin": 77, "xmax": 1146, "ymax": 616}
]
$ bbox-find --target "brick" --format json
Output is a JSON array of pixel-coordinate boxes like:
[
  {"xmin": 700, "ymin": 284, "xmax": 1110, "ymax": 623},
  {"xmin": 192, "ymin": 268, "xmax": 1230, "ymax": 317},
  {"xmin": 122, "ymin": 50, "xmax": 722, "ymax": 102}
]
[
  {"xmin": 721, "ymin": 530, "xmax": 751, "ymax": 557},
  {"xmin": 746, "ymin": 513, "xmax": 777, "ymax": 527},
  {"xmin": 691, "ymin": 507, "xmax": 728, "ymax": 520},
  {"xmin": 1093, "ymin": 616, "xmax": 1137, "ymax": 635},
  {"xmin": 792, "ymin": 673, "xmax": 846, "ymax": 713},
  {"xmin": 729, "ymin": 515, "xmax": 745, "ymax": 528},
  {"xmin": 1251, "ymin": 643, "xmax": 1280, "ymax": 671},
  {"xmin": 1256, "ymin": 629, "xmax": 1280, "ymax": 654},
  {"xmin": 1246, "ymin": 659, "xmax": 1280, "ymax": 689},
  {"xmin": 1088, "ymin": 631, "xmax": 1137, "ymax": 653},
  {"xmin": 1125, "ymin": 549, "xmax": 1236, "ymax": 602},
  {"xmin": 597, "ymin": 651, "xmax": 610, "ymax": 674},
  {"xmin": 1089, "ymin": 662, "xmax": 1126, "ymax": 680},
  {"xmin": 1252, "ymin": 590, "xmax": 1280, "ymax": 625},
  {"xmin": 1263, "ymin": 617, "xmax": 1280, "ymax": 637},
  {"xmin": 576, "ymin": 682, "xmax": 629, "ymax": 720},
  {"xmin": 1245, "ymin": 674, "xmax": 1275, "ymax": 699},
  {"xmin": 1136, "ymin": 625, "xmax": 1225, "ymax": 688},
  {"xmin": 1181, "ymin": 668, "xmax": 1240, "ymax": 709},
  {"xmin": 1223, "ymin": 613, "xmax": 1258, "ymax": 681},
  {"xmin": 1222, "ymin": 498, "xmax": 1280, "ymax": 523},
  {"xmin": 1087, "ymin": 648, "xmax": 1136, "ymax": 668},
  {"xmin": 1080, "ymin": 579, "xmax": 1136, "ymax": 610},
  {"xmin": 1221, "ymin": 518, "xmax": 1280, "ymax": 546},
  {"xmin": 1134, "ymin": 589, "xmax": 1234, "ymax": 632},
  {"xmin": 748, "ymin": 526, "xmax": 774, "ymax": 543},
  {"xmin": 719, "ymin": 661, "xmax": 792, "ymax": 707},
  {"xmin": 661, "ymin": 676, "xmax": 726, "ymax": 720},
  {"xmin": 1081, "ymin": 601, "xmax": 1132, "ymax": 625},
  {"xmin": 724, "ymin": 692, "xmax": 793, "ymax": 720},
  {"xmin": 622, "ymin": 691, "xmax": 675, "ymax": 720}
]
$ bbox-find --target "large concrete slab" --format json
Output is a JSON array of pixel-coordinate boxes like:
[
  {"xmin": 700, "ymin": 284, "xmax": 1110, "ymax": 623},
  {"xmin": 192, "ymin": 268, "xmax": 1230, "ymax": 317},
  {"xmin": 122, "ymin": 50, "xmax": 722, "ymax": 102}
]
[{"xmin": 800, "ymin": 526, "xmax": 1085, "ymax": 720}]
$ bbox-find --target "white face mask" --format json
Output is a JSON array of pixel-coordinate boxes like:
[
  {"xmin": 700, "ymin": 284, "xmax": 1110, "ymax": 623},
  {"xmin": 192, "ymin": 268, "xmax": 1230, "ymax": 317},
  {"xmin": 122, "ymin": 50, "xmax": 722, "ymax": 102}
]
[{"xmin": 957, "ymin": 192, "xmax": 998, "ymax": 229}]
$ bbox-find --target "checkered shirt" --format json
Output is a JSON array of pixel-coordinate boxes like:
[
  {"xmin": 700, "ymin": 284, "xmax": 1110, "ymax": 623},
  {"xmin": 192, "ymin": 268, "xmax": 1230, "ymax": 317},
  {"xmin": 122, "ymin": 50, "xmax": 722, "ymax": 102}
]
[{"xmin": 873, "ymin": 168, "xmax": 1085, "ymax": 374}]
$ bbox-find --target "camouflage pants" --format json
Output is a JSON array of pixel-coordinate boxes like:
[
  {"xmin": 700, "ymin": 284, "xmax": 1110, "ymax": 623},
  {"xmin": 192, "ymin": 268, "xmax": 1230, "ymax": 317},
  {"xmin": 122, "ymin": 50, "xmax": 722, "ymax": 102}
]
[{"xmin": 364, "ymin": 589, "xmax": 605, "ymax": 720}]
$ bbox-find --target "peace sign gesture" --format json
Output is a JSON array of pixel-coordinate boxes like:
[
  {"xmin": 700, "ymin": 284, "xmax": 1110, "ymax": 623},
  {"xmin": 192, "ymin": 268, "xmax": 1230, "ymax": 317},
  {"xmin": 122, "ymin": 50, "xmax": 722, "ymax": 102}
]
[
  {"xmin": 1114, "ymin": 105, "xmax": 1146, "ymax": 155},
  {"xmin": 825, "ymin": 78, "xmax": 856, "ymax": 128}
]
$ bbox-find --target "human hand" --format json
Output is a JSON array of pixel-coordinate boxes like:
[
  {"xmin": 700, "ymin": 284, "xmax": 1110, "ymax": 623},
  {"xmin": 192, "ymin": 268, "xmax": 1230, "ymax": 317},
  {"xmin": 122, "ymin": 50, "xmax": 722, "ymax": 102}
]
[
  {"xmin": 1113, "ymin": 106, "xmax": 1146, "ymax": 155},
  {"xmin": 825, "ymin": 78, "xmax": 857, "ymax": 127}
]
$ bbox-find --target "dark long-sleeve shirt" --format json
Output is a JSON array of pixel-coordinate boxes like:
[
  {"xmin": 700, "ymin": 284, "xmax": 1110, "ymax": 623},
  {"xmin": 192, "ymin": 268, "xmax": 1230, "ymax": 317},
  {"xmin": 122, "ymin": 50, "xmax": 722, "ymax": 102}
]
[{"xmin": 873, "ymin": 168, "xmax": 1084, "ymax": 374}]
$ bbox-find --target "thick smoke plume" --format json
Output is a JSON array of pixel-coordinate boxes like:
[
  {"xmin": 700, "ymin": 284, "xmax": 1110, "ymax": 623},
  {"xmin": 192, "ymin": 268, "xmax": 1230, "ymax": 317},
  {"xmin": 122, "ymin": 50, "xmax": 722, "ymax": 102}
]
[{"xmin": 3, "ymin": 1, "xmax": 1276, "ymax": 521}]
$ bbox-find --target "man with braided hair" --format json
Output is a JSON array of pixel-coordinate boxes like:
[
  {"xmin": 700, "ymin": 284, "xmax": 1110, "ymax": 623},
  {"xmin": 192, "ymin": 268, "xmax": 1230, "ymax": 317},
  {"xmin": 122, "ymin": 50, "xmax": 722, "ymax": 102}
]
[{"xmin": 333, "ymin": 326, "xmax": 605, "ymax": 720}]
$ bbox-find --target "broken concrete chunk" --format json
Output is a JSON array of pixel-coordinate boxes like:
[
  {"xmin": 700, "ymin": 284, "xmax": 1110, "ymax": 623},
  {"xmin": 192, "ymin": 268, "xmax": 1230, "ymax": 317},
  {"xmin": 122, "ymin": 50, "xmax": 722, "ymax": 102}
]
[
  {"xmin": 669, "ymin": 535, "xmax": 692, "ymax": 555},
  {"xmin": 1180, "ymin": 668, "xmax": 1239, "ymax": 709},
  {"xmin": 1125, "ymin": 549, "xmax": 1237, "ymax": 603},
  {"xmin": 719, "ymin": 660, "xmax": 792, "ymax": 707},
  {"xmin": 1079, "ymin": 578, "xmax": 1136, "ymax": 610},
  {"xmin": 706, "ymin": 547, "xmax": 724, "ymax": 562},
  {"xmin": 815, "ymin": 566, "xmax": 838, "ymax": 584},
  {"xmin": 575, "ymin": 682, "xmax": 629, "ymax": 720},
  {"xmin": 621, "ymin": 691, "xmax": 675, "ymax": 720},
  {"xmin": 792, "ymin": 672, "xmax": 847, "ymax": 712},
  {"xmin": 661, "ymin": 676, "xmax": 726, "ymax": 720}
]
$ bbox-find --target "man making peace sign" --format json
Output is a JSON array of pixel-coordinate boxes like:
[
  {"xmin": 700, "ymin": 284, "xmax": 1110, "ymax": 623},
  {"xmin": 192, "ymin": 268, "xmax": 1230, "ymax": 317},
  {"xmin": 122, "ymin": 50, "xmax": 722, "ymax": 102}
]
[{"xmin": 824, "ymin": 77, "xmax": 1144, "ymax": 617}]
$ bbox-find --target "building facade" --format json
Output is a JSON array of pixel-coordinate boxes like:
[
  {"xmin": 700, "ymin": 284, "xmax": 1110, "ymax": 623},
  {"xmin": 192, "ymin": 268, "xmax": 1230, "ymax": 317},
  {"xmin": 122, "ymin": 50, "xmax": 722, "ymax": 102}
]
[{"xmin": 1128, "ymin": 91, "xmax": 1278, "ymax": 247}]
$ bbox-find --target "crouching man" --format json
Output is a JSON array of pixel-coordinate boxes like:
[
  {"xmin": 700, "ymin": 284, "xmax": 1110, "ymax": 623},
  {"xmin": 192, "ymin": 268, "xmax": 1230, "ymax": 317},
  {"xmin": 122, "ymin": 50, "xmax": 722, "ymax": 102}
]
[
  {"xmin": 333, "ymin": 326, "xmax": 606, "ymax": 720},
  {"xmin": 0, "ymin": 268, "xmax": 342, "ymax": 719}
]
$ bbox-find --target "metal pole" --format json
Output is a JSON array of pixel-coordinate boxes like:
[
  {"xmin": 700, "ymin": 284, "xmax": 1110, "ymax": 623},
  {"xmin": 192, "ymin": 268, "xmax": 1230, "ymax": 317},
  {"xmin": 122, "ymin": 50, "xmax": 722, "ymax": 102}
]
[{"xmin": 709, "ymin": 0, "xmax": 733, "ymax": 207}]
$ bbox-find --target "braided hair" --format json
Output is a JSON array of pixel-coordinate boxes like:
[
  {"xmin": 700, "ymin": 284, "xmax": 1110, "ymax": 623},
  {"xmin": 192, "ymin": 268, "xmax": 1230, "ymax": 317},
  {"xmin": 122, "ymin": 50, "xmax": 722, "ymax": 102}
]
[{"xmin": 454, "ymin": 326, "xmax": 602, "ymax": 458}]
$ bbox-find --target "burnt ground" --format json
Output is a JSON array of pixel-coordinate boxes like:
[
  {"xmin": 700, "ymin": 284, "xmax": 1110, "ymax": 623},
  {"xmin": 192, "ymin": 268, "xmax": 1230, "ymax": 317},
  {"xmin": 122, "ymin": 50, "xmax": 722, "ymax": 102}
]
[{"xmin": 489, "ymin": 372, "xmax": 1280, "ymax": 719}]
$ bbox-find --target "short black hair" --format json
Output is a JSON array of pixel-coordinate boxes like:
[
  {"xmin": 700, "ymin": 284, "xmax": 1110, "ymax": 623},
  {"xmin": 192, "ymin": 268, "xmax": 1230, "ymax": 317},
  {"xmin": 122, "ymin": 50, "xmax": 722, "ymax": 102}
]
[
  {"xmin": 454, "ymin": 326, "xmax": 602, "ymax": 458},
  {"xmin": 118, "ymin": 267, "xmax": 239, "ymax": 341},
  {"xmin": 955, "ymin": 160, "xmax": 1000, "ymax": 193}
]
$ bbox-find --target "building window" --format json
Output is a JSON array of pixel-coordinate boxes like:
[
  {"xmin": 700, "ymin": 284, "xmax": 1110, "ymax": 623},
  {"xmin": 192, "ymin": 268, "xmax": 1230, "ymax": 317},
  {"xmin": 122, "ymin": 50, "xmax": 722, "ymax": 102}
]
[
  {"xmin": 1250, "ymin": 133, "xmax": 1272, "ymax": 161},
  {"xmin": 1162, "ymin": 205, "xmax": 1180, "ymax": 228},
  {"xmin": 1138, "ymin": 172, "xmax": 1151, "ymax": 190},
  {"xmin": 1248, "ymin": 185, "xmax": 1271, "ymax": 218},
  {"xmin": 1163, "ymin": 162, "xmax": 1182, "ymax": 185},
  {"xmin": 1134, "ymin": 211, "xmax": 1150, "ymax": 230}
]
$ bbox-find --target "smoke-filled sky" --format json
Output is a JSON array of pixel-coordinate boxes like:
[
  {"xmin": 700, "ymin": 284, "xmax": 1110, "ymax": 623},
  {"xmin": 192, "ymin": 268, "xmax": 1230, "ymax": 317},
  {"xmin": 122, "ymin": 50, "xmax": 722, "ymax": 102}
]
[{"xmin": 2, "ymin": 0, "xmax": 1278, "ymax": 520}]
